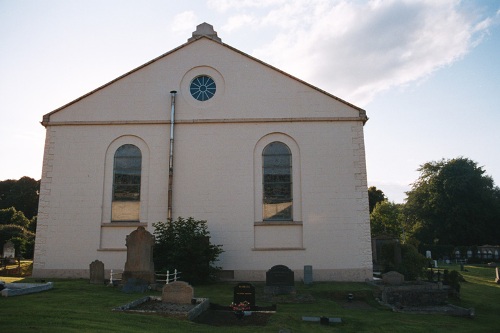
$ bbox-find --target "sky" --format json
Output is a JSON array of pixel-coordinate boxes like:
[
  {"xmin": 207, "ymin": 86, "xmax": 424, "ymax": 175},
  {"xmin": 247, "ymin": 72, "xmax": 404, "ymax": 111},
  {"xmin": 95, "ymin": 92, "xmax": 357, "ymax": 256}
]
[{"xmin": 1, "ymin": 0, "xmax": 499, "ymax": 203}]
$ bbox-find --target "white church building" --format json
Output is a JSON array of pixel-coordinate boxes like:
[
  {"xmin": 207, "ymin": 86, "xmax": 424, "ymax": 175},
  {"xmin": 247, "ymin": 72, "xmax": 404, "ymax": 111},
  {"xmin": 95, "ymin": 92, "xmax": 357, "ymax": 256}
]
[{"xmin": 33, "ymin": 23, "xmax": 372, "ymax": 281}]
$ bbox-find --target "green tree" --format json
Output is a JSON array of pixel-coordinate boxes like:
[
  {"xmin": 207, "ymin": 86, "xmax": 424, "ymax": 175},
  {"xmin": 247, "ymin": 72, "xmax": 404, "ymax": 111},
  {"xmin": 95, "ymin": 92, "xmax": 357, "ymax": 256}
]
[
  {"xmin": 0, "ymin": 207, "xmax": 35, "ymax": 258},
  {"xmin": 153, "ymin": 217, "xmax": 224, "ymax": 285},
  {"xmin": 0, "ymin": 224, "xmax": 35, "ymax": 258},
  {"xmin": 0, "ymin": 176, "xmax": 40, "ymax": 219},
  {"xmin": 0, "ymin": 207, "xmax": 30, "ymax": 227},
  {"xmin": 368, "ymin": 186, "xmax": 386, "ymax": 213},
  {"xmin": 405, "ymin": 157, "xmax": 500, "ymax": 246},
  {"xmin": 370, "ymin": 200, "xmax": 403, "ymax": 238}
]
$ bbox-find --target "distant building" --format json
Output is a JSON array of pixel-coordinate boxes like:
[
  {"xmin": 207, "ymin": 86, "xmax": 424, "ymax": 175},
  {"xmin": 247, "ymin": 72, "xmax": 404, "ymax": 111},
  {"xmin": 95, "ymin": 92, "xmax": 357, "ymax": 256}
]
[{"xmin": 33, "ymin": 23, "xmax": 372, "ymax": 281}]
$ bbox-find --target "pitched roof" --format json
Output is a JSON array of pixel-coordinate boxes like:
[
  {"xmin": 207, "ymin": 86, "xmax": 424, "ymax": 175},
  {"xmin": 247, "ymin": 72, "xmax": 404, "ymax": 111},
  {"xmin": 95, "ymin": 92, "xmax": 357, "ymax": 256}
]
[{"xmin": 42, "ymin": 22, "xmax": 367, "ymax": 126}]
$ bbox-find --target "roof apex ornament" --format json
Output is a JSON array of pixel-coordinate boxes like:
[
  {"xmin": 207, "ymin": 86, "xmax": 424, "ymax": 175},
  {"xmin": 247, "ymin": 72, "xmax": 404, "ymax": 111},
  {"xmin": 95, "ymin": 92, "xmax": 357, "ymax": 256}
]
[{"xmin": 188, "ymin": 22, "xmax": 222, "ymax": 43}]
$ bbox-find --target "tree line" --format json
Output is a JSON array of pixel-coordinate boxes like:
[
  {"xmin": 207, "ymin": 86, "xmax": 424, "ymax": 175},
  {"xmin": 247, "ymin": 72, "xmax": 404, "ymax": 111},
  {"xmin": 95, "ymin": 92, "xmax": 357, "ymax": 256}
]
[
  {"xmin": 0, "ymin": 176, "xmax": 39, "ymax": 258},
  {"xmin": 370, "ymin": 157, "xmax": 500, "ymax": 253}
]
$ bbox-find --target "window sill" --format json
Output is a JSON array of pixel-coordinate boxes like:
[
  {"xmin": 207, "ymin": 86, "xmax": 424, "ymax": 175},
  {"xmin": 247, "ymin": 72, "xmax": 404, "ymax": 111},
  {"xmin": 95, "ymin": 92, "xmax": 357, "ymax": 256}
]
[
  {"xmin": 252, "ymin": 247, "xmax": 306, "ymax": 251},
  {"xmin": 101, "ymin": 222, "xmax": 147, "ymax": 227},
  {"xmin": 254, "ymin": 221, "xmax": 302, "ymax": 226}
]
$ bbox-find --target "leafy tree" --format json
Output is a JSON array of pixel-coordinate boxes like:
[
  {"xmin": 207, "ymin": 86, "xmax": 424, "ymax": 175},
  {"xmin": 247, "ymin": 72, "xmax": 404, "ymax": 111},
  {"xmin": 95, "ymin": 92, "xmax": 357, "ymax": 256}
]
[
  {"xmin": 368, "ymin": 186, "xmax": 386, "ymax": 213},
  {"xmin": 0, "ymin": 207, "xmax": 35, "ymax": 258},
  {"xmin": 0, "ymin": 224, "xmax": 35, "ymax": 258},
  {"xmin": 405, "ymin": 157, "xmax": 500, "ymax": 246},
  {"xmin": 0, "ymin": 207, "xmax": 30, "ymax": 227},
  {"xmin": 370, "ymin": 201, "xmax": 403, "ymax": 238},
  {"xmin": 0, "ymin": 176, "xmax": 40, "ymax": 219},
  {"xmin": 153, "ymin": 217, "xmax": 224, "ymax": 285}
]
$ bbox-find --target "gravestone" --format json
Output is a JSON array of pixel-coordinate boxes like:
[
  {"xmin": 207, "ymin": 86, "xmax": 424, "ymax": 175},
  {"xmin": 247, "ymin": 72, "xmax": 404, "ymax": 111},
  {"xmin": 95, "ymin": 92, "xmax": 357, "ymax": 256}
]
[
  {"xmin": 122, "ymin": 226, "xmax": 156, "ymax": 287},
  {"xmin": 3, "ymin": 241, "xmax": 15, "ymax": 258},
  {"xmin": 162, "ymin": 281, "xmax": 194, "ymax": 304},
  {"xmin": 426, "ymin": 250, "xmax": 432, "ymax": 259},
  {"xmin": 89, "ymin": 260, "xmax": 105, "ymax": 284},
  {"xmin": 304, "ymin": 265, "xmax": 313, "ymax": 285},
  {"xmin": 233, "ymin": 282, "xmax": 255, "ymax": 307},
  {"xmin": 265, "ymin": 265, "xmax": 295, "ymax": 294},
  {"xmin": 382, "ymin": 271, "xmax": 404, "ymax": 285}
]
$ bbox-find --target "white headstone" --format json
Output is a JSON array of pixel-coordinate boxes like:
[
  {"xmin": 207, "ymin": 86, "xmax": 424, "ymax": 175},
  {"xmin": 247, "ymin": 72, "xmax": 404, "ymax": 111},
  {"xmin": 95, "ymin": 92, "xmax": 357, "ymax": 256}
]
[
  {"xmin": 3, "ymin": 241, "xmax": 15, "ymax": 258},
  {"xmin": 426, "ymin": 250, "xmax": 432, "ymax": 259}
]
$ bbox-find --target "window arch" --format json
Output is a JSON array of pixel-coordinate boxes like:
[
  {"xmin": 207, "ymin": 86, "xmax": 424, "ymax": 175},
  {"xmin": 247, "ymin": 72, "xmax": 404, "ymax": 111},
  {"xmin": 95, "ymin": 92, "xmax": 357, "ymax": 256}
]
[
  {"xmin": 109, "ymin": 143, "xmax": 142, "ymax": 222},
  {"xmin": 113, "ymin": 144, "xmax": 142, "ymax": 201},
  {"xmin": 262, "ymin": 141, "xmax": 292, "ymax": 221}
]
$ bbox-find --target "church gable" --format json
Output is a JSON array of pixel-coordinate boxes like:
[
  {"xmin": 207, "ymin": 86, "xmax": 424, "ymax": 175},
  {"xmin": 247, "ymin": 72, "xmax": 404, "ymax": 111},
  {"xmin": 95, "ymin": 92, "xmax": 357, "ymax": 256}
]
[{"xmin": 43, "ymin": 23, "xmax": 366, "ymax": 126}]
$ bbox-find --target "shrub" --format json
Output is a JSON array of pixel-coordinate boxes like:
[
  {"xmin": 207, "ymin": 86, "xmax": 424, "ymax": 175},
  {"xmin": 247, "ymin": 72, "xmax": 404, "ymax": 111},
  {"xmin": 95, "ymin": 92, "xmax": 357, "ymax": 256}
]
[
  {"xmin": 153, "ymin": 217, "xmax": 223, "ymax": 285},
  {"xmin": 381, "ymin": 243, "xmax": 429, "ymax": 280},
  {"xmin": 446, "ymin": 270, "xmax": 462, "ymax": 294}
]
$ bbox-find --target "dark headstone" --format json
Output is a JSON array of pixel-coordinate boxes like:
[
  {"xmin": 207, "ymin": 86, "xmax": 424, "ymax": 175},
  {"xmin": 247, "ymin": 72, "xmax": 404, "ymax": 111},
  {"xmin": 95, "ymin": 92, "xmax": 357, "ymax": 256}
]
[
  {"xmin": 304, "ymin": 265, "xmax": 313, "ymax": 285},
  {"xmin": 382, "ymin": 271, "xmax": 404, "ymax": 285},
  {"xmin": 122, "ymin": 226, "xmax": 155, "ymax": 286},
  {"xmin": 233, "ymin": 282, "xmax": 255, "ymax": 307},
  {"xmin": 89, "ymin": 260, "xmax": 105, "ymax": 285},
  {"xmin": 265, "ymin": 265, "xmax": 295, "ymax": 294}
]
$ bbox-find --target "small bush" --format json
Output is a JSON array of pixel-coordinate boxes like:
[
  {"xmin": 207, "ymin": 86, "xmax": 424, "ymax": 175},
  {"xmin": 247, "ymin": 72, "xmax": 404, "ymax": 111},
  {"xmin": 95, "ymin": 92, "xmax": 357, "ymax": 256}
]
[
  {"xmin": 381, "ymin": 243, "xmax": 428, "ymax": 280},
  {"xmin": 446, "ymin": 270, "xmax": 462, "ymax": 294},
  {"xmin": 153, "ymin": 217, "xmax": 223, "ymax": 285}
]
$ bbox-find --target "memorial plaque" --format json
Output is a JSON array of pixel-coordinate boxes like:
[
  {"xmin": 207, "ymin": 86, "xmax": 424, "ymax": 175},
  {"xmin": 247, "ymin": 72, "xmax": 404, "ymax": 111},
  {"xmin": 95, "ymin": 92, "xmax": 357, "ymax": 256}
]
[{"xmin": 233, "ymin": 282, "xmax": 255, "ymax": 307}]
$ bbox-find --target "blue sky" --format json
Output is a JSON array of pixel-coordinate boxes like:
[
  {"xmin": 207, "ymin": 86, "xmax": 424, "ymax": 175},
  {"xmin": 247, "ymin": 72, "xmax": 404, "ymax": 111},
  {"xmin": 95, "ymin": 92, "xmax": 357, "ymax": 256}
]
[{"xmin": 1, "ymin": 0, "xmax": 499, "ymax": 203}]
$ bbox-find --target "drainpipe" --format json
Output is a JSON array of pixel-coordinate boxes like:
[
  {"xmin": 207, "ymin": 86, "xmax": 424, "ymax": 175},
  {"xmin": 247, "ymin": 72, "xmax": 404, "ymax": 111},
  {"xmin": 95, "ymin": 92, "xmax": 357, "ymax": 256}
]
[{"xmin": 167, "ymin": 90, "xmax": 177, "ymax": 220}]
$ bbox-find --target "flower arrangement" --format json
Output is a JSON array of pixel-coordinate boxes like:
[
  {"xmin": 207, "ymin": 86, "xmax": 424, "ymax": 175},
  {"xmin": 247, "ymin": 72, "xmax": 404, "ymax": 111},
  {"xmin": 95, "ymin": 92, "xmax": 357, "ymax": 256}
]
[{"xmin": 231, "ymin": 301, "xmax": 251, "ymax": 311}]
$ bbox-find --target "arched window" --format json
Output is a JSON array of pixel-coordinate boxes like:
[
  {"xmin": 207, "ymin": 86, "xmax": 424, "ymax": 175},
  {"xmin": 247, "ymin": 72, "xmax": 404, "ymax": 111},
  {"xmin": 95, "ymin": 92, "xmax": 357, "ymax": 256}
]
[
  {"xmin": 111, "ymin": 144, "xmax": 142, "ymax": 222},
  {"xmin": 113, "ymin": 144, "xmax": 142, "ymax": 201},
  {"xmin": 263, "ymin": 142, "xmax": 292, "ymax": 221}
]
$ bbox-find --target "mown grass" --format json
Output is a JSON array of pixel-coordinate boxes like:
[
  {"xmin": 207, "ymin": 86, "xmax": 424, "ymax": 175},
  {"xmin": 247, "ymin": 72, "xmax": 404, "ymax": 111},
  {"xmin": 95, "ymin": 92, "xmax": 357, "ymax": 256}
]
[{"xmin": 0, "ymin": 264, "xmax": 499, "ymax": 332}]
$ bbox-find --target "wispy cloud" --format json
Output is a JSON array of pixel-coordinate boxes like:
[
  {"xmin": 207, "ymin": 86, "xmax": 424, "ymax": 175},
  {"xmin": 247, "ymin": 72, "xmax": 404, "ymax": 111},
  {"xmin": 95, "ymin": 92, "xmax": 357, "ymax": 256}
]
[
  {"xmin": 213, "ymin": 0, "xmax": 496, "ymax": 106},
  {"xmin": 170, "ymin": 11, "xmax": 198, "ymax": 33}
]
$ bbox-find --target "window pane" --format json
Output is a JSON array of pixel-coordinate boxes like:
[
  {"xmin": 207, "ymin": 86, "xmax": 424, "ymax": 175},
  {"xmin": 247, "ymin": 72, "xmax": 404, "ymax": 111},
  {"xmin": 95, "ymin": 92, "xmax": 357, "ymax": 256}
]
[
  {"xmin": 113, "ymin": 144, "xmax": 141, "ymax": 202},
  {"xmin": 262, "ymin": 141, "xmax": 292, "ymax": 221}
]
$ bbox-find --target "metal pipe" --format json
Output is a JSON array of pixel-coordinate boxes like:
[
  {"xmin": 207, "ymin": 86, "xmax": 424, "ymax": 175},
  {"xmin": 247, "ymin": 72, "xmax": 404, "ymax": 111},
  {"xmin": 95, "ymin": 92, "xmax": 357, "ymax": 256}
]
[{"xmin": 167, "ymin": 90, "xmax": 177, "ymax": 220}]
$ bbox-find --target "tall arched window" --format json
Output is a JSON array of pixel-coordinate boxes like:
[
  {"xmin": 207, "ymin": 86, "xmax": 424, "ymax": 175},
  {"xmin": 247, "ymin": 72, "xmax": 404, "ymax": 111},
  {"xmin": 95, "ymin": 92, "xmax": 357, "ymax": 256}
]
[
  {"xmin": 112, "ymin": 144, "xmax": 141, "ymax": 221},
  {"xmin": 263, "ymin": 142, "xmax": 292, "ymax": 221}
]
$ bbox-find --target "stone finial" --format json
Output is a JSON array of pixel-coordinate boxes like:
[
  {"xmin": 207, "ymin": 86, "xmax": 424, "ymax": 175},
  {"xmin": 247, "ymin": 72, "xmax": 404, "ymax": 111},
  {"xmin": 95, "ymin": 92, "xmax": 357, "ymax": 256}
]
[{"xmin": 188, "ymin": 22, "xmax": 222, "ymax": 43}]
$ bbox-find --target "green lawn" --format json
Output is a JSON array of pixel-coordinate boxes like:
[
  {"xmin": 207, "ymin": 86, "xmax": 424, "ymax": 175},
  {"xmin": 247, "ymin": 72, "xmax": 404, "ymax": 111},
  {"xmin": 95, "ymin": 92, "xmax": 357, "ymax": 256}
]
[{"xmin": 1, "ymin": 264, "xmax": 499, "ymax": 332}]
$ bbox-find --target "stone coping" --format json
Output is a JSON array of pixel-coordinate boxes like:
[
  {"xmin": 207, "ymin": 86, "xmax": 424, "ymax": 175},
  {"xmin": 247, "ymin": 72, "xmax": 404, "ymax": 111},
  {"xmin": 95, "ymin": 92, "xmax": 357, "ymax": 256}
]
[
  {"xmin": 113, "ymin": 296, "xmax": 210, "ymax": 321},
  {"xmin": 1, "ymin": 282, "xmax": 54, "ymax": 297}
]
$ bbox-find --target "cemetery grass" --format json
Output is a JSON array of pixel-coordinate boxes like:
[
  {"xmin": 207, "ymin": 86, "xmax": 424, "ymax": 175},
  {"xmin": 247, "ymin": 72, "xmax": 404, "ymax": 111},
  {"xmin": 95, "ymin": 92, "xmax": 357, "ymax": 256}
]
[{"xmin": 0, "ymin": 264, "xmax": 498, "ymax": 332}]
